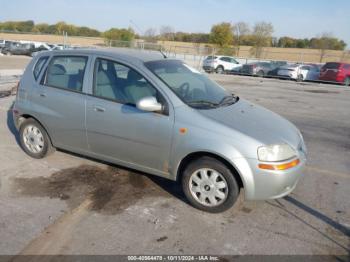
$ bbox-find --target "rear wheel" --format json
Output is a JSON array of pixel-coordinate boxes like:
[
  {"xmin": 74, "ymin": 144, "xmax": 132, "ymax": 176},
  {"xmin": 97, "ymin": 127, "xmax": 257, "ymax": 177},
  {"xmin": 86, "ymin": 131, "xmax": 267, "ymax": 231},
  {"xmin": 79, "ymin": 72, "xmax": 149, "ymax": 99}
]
[
  {"xmin": 182, "ymin": 157, "xmax": 239, "ymax": 213},
  {"xmin": 19, "ymin": 118, "xmax": 55, "ymax": 159},
  {"xmin": 216, "ymin": 66, "xmax": 224, "ymax": 74},
  {"xmin": 297, "ymin": 74, "xmax": 304, "ymax": 82},
  {"xmin": 344, "ymin": 77, "xmax": 350, "ymax": 86},
  {"xmin": 257, "ymin": 70, "xmax": 264, "ymax": 77}
]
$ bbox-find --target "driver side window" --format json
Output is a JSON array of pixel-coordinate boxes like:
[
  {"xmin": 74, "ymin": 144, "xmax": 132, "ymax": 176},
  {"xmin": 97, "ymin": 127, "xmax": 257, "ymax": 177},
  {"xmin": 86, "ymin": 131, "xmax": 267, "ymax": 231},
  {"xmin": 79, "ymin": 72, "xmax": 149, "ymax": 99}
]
[{"xmin": 93, "ymin": 58, "xmax": 161, "ymax": 106}]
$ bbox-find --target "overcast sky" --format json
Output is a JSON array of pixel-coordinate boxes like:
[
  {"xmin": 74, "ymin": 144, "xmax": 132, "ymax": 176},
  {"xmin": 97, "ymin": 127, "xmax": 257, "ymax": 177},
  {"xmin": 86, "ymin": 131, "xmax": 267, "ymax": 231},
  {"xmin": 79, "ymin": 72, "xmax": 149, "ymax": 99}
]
[{"xmin": 1, "ymin": 0, "xmax": 349, "ymax": 47}]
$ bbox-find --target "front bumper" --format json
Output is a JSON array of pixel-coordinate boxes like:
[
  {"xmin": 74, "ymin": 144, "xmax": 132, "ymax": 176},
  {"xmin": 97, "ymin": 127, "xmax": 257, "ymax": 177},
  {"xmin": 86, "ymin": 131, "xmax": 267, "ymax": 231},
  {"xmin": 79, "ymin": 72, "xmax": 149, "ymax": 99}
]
[{"xmin": 232, "ymin": 153, "xmax": 307, "ymax": 200}]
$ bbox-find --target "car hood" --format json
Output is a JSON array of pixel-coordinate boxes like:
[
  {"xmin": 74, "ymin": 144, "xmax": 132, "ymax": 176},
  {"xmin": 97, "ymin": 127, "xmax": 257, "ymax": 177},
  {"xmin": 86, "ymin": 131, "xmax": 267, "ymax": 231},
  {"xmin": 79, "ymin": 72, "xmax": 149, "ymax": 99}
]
[{"xmin": 197, "ymin": 99, "xmax": 301, "ymax": 148}]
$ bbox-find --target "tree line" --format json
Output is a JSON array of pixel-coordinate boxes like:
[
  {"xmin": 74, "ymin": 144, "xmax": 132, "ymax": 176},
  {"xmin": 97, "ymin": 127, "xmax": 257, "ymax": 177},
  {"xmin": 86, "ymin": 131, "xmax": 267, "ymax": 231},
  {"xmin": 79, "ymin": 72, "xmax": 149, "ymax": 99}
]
[
  {"xmin": 0, "ymin": 20, "xmax": 346, "ymax": 54},
  {"xmin": 0, "ymin": 20, "xmax": 135, "ymax": 41}
]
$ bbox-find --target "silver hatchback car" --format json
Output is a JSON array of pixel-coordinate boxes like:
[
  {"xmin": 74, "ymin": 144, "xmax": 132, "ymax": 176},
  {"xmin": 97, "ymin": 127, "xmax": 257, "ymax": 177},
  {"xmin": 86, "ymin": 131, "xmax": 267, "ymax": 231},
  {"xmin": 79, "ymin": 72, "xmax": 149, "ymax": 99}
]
[{"xmin": 13, "ymin": 49, "xmax": 307, "ymax": 213}]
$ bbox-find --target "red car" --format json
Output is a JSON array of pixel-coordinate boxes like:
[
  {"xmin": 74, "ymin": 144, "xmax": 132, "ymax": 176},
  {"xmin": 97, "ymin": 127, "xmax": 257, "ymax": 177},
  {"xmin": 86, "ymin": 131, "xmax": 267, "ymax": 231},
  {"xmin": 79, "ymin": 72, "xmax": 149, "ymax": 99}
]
[{"xmin": 319, "ymin": 62, "xmax": 350, "ymax": 86}]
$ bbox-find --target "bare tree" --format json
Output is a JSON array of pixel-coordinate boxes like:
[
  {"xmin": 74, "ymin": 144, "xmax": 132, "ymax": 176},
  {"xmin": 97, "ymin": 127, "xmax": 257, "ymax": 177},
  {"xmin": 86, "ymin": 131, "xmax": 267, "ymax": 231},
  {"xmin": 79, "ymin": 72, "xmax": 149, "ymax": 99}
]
[
  {"xmin": 144, "ymin": 27, "xmax": 158, "ymax": 42},
  {"xmin": 159, "ymin": 25, "xmax": 175, "ymax": 41},
  {"xmin": 310, "ymin": 32, "xmax": 343, "ymax": 62},
  {"xmin": 232, "ymin": 22, "xmax": 250, "ymax": 56},
  {"xmin": 250, "ymin": 22, "xmax": 274, "ymax": 58}
]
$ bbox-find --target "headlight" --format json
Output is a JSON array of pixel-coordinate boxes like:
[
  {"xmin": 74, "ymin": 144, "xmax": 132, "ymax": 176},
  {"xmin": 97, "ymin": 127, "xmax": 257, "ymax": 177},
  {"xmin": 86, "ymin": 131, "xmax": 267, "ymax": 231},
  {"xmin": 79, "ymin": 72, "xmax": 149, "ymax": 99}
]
[{"xmin": 257, "ymin": 144, "xmax": 296, "ymax": 162}]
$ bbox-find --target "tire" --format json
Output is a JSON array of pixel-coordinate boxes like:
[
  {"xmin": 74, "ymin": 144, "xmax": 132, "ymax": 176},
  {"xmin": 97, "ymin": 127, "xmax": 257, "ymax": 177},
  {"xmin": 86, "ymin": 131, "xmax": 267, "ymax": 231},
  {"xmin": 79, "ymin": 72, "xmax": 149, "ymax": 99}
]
[
  {"xmin": 216, "ymin": 66, "xmax": 224, "ymax": 74},
  {"xmin": 182, "ymin": 157, "xmax": 239, "ymax": 213},
  {"xmin": 257, "ymin": 70, "xmax": 264, "ymax": 77},
  {"xmin": 344, "ymin": 77, "xmax": 350, "ymax": 86},
  {"xmin": 297, "ymin": 74, "xmax": 304, "ymax": 82},
  {"xmin": 19, "ymin": 118, "xmax": 55, "ymax": 159}
]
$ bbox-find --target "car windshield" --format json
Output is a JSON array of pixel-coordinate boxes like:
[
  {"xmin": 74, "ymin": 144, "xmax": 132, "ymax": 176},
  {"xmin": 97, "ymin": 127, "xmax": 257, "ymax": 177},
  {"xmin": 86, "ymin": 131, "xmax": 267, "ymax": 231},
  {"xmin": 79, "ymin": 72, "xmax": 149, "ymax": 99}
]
[{"xmin": 145, "ymin": 59, "xmax": 237, "ymax": 109}]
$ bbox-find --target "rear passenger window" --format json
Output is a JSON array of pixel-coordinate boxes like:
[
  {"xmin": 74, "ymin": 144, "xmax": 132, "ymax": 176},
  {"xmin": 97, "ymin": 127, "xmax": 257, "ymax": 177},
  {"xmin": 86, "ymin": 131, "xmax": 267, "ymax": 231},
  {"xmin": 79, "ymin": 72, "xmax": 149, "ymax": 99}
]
[
  {"xmin": 45, "ymin": 56, "xmax": 87, "ymax": 92},
  {"xmin": 33, "ymin": 56, "xmax": 48, "ymax": 80}
]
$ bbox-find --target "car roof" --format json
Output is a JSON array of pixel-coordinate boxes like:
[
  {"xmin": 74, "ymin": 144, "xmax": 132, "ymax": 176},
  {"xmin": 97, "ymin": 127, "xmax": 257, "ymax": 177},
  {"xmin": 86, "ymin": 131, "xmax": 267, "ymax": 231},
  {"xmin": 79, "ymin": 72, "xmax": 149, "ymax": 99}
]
[{"xmin": 37, "ymin": 48, "xmax": 166, "ymax": 63}]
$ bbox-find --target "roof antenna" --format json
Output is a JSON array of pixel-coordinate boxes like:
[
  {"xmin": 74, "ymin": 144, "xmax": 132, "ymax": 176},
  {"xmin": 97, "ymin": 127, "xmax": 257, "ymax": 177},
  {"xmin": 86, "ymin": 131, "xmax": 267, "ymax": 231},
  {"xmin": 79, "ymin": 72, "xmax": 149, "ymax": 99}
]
[{"xmin": 159, "ymin": 49, "xmax": 167, "ymax": 59}]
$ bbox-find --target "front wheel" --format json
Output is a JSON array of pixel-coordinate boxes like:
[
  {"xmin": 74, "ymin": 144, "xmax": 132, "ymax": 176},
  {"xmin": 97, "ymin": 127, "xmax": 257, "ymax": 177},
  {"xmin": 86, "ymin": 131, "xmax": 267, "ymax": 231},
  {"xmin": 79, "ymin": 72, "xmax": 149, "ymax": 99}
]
[
  {"xmin": 19, "ymin": 118, "xmax": 55, "ymax": 159},
  {"xmin": 344, "ymin": 77, "xmax": 350, "ymax": 86},
  {"xmin": 216, "ymin": 66, "xmax": 224, "ymax": 74},
  {"xmin": 182, "ymin": 157, "xmax": 239, "ymax": 213}
]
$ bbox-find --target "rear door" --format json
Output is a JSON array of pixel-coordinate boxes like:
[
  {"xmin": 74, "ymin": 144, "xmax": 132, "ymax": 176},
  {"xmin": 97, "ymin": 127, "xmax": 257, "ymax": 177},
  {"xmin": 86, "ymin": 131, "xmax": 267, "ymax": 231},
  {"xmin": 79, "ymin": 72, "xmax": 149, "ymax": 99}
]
[
  {"xmin": 219, "ymin": 57, "xmax": 231, "ymax": 70},
  {"xmin": 30, "ymin": 55, "xmax": 89, "ymax": 152},
  {"xmin": 320, "ymin": 63, "xmax": 340, "ymax": 81},
  {"xmin": 85, "ymin": 57, "xmax": 174, "ymax": 175}
]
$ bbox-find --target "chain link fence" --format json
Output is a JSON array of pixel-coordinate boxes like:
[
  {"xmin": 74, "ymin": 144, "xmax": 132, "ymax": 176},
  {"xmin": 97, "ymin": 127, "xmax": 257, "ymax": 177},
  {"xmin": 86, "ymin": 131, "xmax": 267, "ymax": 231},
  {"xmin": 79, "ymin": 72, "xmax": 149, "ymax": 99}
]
[
  {"xmin": 102, "ymin": 40, "xmax": 350, "ymax": 86},
  {"xmin": 1, "ymin": 31, "xmax": 350, "ymax": 85}
]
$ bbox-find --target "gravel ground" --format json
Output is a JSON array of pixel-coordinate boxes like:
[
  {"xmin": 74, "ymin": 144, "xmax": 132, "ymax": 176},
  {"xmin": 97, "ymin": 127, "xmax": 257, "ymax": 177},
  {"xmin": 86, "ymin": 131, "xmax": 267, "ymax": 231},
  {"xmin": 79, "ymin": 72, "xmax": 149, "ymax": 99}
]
[{"xmin": 0, "ymin": 66, "xmax": 349, "ymax": 258}]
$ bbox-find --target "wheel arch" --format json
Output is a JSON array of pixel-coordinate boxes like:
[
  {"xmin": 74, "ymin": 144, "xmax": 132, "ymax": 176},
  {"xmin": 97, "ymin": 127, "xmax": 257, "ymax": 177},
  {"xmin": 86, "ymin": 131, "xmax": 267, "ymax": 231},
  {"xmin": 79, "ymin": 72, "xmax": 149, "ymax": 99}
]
[
  {"xmin": 176, "ymin": 151, "xmax": 244, "ymax": 189},
  {"xmin": 19, "ymin": 114, "xmax": 54, "ymax": 146}
]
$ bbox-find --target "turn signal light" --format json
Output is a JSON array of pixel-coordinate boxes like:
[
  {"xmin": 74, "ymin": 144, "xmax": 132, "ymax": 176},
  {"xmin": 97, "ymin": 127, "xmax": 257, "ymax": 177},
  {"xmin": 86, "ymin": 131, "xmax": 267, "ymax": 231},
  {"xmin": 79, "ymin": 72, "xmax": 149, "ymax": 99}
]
[{"xmin": 259, "ymin": 159, "xmax": 300, "ymax": 171}]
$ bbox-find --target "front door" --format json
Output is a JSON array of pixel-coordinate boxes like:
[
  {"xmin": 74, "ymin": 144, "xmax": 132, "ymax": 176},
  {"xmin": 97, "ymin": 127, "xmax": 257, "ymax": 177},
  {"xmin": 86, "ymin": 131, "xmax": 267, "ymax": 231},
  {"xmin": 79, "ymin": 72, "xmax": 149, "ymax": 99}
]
[{"xmin": 86, "ymin": 58, "xmax": 174, "ymax": 175}]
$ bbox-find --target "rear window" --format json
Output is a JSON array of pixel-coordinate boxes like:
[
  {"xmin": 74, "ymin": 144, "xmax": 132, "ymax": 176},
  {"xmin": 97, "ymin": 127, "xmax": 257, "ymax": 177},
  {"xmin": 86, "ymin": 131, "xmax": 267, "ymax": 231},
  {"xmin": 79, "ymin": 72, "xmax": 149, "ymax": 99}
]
[
  {"xmin": 206, "ymin": 56, "xmax": 217, "ymax": 60},
  {"xmin": 324, "ymin": 63, "xmax": 340, "ymax": 69},
  {"xmin": 33, "ymin": 56, "xmax": 48, "ymax": 80}
]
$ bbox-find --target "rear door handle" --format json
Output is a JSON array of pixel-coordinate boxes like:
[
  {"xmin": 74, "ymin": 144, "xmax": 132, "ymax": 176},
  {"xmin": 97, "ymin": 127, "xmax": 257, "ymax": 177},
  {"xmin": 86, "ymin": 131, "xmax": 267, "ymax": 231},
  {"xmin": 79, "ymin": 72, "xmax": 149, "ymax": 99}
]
[
  {"xmin": 94, "ymin": 106, "xmax": 105, "ymax": 112},
  {"xmin": 39, "ymin": 93, "xmax": 46, "ymax": 98}
]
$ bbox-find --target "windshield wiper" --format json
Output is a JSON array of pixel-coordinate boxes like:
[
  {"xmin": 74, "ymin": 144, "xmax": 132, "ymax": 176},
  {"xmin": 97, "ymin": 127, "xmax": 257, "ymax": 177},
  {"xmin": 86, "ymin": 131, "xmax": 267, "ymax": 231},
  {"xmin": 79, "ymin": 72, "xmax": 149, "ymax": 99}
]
[
  {"xmin": 219, "ymin": 94, "xmax": 239, "ymax": 107},
  {"xmin": 187, "ymin": 100, "xmax": 219, "ymax": 108}
]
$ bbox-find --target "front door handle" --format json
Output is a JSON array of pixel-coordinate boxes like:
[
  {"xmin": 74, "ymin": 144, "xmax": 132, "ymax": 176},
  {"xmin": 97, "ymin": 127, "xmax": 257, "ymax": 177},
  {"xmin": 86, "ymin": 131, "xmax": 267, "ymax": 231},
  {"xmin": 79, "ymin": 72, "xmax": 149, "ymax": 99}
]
[
  {"xmin": 94, "ymin": 106, "xmax": 105, "ymax": 112},
  {"xmin": 39, "ymin": 93, "xmax": 46, "ymax": 98}
]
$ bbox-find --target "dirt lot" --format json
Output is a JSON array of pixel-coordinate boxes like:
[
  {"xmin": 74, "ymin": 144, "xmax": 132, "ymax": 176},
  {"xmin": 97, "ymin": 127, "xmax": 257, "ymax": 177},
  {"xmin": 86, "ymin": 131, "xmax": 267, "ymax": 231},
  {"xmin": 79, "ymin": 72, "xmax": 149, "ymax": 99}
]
[{"xmin": 0, "ymin": 58, "xmax": 349, "ymax": 258}]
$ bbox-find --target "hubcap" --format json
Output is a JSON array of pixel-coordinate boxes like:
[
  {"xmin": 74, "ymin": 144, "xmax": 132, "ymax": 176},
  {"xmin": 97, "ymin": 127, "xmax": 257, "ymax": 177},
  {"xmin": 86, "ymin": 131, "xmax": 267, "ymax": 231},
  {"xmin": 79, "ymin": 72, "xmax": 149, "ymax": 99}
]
[
  {"xmin": 189, "ymin": 168, "xmax": 228, "ymax": 207},
  {"xmin": 23, "ymin": 125, "xmax": 44, "ymax": 154}
]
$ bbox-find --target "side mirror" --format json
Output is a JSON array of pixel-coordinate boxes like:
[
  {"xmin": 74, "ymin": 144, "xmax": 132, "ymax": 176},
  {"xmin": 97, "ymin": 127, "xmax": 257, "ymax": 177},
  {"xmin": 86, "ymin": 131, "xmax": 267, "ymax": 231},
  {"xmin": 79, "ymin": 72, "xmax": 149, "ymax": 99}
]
[{"xmin": 136, "ymin": 96, "xmax": 162, "ymax": 112}]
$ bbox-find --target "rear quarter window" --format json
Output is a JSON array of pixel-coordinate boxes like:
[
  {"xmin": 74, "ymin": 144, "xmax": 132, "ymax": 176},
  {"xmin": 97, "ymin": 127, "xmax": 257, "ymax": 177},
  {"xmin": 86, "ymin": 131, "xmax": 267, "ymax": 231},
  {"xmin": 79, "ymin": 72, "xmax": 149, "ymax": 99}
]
[{"xmin": 33, "ymin": 56, "xmax": 49, "ymax": 80}]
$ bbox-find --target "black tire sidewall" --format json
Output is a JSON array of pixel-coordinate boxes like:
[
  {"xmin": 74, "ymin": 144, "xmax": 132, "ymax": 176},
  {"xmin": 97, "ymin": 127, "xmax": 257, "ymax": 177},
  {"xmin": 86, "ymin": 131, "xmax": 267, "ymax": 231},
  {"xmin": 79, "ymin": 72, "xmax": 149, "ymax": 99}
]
[
  {"xmin": 19, "ymin": 119, "xmax": 50, "ymax": 159},
  {"xmin": 182, "ymin": 157, "xmax": 239, "ymax": 213},
  {"xmin": 216, "ymin": 66, "xmax": 224, "ymax": 74},
  {"xmin": 257, "ymin": 70, "xmax": 264, "ymax": 77}
]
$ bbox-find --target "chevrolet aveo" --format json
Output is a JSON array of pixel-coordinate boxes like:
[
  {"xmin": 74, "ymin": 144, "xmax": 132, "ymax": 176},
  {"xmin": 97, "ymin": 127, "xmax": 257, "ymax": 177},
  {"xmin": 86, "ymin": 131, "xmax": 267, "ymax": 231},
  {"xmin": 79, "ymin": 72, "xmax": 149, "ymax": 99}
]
[{"xmin": 13, "ymin": 49, "xmax": 307, "ymax": 213}]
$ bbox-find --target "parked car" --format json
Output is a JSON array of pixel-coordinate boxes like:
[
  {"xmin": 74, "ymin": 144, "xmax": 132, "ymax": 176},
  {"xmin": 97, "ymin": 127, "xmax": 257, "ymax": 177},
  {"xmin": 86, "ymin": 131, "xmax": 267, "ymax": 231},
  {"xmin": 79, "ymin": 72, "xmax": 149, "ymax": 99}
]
[
  {"xmin": 1, "ymin": 42, "xmax": 35, "ymax": 56},
  {"xmin": 0, "ymin": 39, "xmax": 5, "ymax": 49},
  {"xmin": 266, "ymin": 61, "xmax": 289, "ymax": 78},
  {"xmin": 13, "ymin": 49, "xmax": 307, "ymax": 213},
  {"xmin": 277, "ymin": 64, "xmax": 320, "ymax": 82},
  {"xmin": 240, "ymin": 62, "xmax": 274, "ymax": 77},
  {"xmin": 319, "ymin": 62, "xmax": 350, "ymax": 86},
  {"xmin": 202, "ymin": 56, "xmax": 241, "ymax": 74}
]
